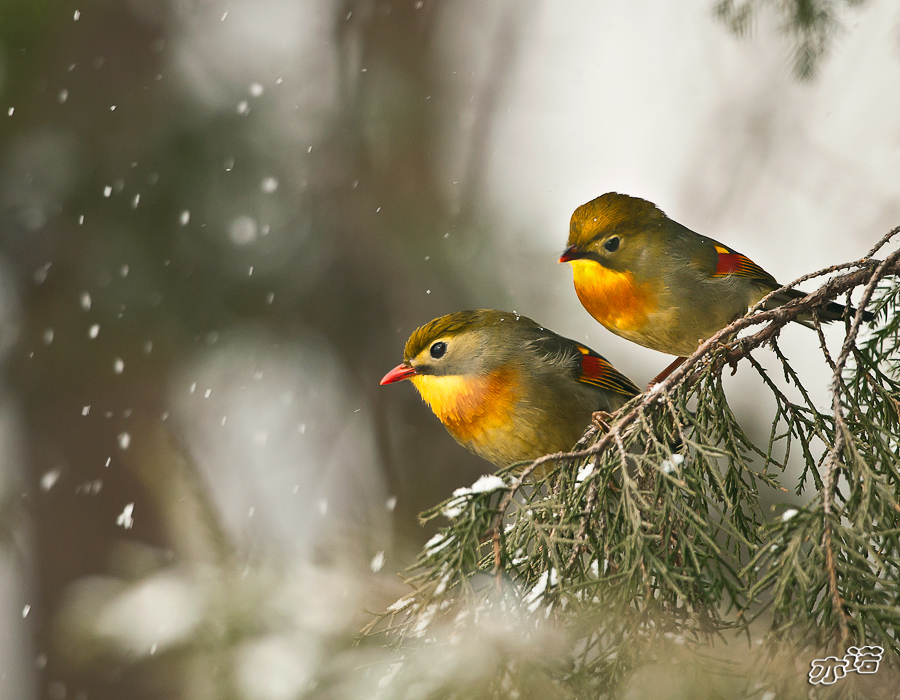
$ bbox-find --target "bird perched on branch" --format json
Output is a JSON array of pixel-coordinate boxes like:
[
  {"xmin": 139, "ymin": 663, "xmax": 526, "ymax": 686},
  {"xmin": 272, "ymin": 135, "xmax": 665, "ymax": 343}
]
[
  {"xmin": 380, "ymin": 309, "xmax": 639, "ymax": 470},
  {"xmin": 559, "ymin": 192, "xmax": 874, "ymax": 384}
]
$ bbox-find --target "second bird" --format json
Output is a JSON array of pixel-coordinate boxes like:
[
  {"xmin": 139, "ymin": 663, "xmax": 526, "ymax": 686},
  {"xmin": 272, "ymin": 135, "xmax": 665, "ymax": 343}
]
[
  {"xmin": 380, "ymin": 309, "xmax": 639, "ymax": 470},
  {"xmin": 559, "ymin": 192, "xmax": 866, "ymax": 382}
]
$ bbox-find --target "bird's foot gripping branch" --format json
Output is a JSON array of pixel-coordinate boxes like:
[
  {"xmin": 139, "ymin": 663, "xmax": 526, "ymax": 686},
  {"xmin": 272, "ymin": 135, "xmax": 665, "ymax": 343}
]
[{"xmin": 366, "ymin": 227, "xmax": 900, "ymax": 698}]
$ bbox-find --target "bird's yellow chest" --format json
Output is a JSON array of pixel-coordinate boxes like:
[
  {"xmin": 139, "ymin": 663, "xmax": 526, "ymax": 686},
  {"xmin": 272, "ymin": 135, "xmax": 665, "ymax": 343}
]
[
  {"xmin": 410, "ymin": 369, "xmax": 517, "ymax": 445},
  {"xmin": 570, "ymin": 260, "xmax": 655, "ymax": 333}
]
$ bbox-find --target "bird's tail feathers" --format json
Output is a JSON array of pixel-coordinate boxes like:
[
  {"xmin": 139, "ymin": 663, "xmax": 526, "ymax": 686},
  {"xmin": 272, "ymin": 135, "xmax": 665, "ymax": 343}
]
[{"xmin": 764, "ymin": 288, "xmax": 875, "ymax": 324}]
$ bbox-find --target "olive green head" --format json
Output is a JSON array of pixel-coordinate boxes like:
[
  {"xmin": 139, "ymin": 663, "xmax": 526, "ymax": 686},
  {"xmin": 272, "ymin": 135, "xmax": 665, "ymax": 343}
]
[
  {"xmin": 560, "ymin": 192, "xmax": 667, "ymax": 273},
  {"xmin": 402, "ymin": 309, "xmax": 540, "ymax": 378}
]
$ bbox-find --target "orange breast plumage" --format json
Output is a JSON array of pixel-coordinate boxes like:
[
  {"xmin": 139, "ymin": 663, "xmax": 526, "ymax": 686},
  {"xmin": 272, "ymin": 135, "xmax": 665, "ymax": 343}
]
[
  {"xmin": 570, "ymin": 260, "xmax": 655, "ymax": 333},
  {"xmin": 410, "ymin": 368, "xmax": 517, "ymax": 445}
]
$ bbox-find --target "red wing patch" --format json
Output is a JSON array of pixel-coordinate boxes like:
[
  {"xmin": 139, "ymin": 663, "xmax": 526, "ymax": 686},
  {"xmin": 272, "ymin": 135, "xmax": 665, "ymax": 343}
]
[
  {"xmin": 576, "ymin": 346, "xmax": 640, "ymax": 397},
  {"xmin": 712, "ymin": 245, "xmax": 778, "ymax": 287}
]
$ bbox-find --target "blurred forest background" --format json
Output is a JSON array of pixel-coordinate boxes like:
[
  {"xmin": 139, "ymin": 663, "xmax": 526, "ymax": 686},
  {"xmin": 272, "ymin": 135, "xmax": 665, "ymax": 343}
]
[{"xmin": 0, "ymin": 1, "xmax": 898, "ymax": 698}]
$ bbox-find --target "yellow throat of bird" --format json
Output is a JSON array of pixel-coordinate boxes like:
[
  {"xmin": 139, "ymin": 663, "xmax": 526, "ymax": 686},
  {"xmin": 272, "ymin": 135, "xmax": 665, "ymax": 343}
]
[
  {"xmin": 570, "ymin": 259, "xmax": 653, "ymax": 333},
  {"xmin": 410, "ymin": 369, "xmax": 517, "ymax": 442}
]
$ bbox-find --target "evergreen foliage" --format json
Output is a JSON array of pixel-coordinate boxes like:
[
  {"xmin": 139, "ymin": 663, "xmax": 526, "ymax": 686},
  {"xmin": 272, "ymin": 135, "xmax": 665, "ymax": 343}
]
[
  {"xmin": 715, "ymin": 0, "xmax": 871, "ymax": 79},
  {"xmin": 367, "ymin": 229, "xmax": 900, "ymax": 698}
]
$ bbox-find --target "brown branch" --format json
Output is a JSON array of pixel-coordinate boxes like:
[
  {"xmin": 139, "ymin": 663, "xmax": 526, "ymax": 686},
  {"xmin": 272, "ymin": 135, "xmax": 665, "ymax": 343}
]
[
  {"xmin": 719, "ymin": 258, "xmax": 900, "ymax": 368},
  {"xmin": 812, "ymin": 311, "xmax": 838, "ymax": 375},
  {"xmin": 863, "ymin": 224, "xmax": 900, "ymax": 259}
]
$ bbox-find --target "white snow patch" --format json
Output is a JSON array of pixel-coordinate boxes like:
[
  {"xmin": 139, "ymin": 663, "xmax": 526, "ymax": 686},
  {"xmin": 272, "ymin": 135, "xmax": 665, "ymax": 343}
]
[
  {"xmin": 467, "ymin": 474, "xmax": 507, "ymax": 494},
  {"xmin": 425, "ymin": 532, "xmax": 452, "ymax": 553},
  {"xmin": 442, "ymin": 498, "xmax": 465, "ymax": 519},
  {"xmin": 443, "ymin": 475, "xmax": 505, "ymax": 517},
  {"xmin": 386, "ymin": 596, "xmax": 413, "ymax": 613},
  {"xmin": 661, "ymin": 453, "xmax": 684, "ymax": 474},
  {"xmin": 524, "ymin": 568, "xmax": 558, "ymax": 612},
  {"xmin": 576, "ymin": 462, "xmax": 594, "ymax": 482}
]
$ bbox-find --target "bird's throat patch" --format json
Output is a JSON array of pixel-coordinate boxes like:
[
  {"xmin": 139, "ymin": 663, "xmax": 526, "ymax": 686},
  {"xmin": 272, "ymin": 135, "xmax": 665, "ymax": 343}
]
[
  {"xmin": 570, "ymin": 260, "xmax": 653, "ymax": 332},
  {"xmin": 410, "ymin": 368, "xmax": 516, "ymax": 442}
]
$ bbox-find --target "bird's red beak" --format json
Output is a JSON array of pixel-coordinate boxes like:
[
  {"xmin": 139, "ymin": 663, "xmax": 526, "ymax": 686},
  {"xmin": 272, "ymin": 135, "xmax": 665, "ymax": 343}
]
[
  {"xmin": 558, "ymin": 245, "xmax": 583, "ymax": 263},
  {"xmin": 380, "ymin": 362, "xmax": 417, "ymax": 385}
]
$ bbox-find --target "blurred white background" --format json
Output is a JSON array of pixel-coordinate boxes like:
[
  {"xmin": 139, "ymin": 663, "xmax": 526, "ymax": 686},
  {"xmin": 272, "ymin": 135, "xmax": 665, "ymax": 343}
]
[{"xmin": 1, "ymin": 0, "xmax": 897, "ymax": 697}]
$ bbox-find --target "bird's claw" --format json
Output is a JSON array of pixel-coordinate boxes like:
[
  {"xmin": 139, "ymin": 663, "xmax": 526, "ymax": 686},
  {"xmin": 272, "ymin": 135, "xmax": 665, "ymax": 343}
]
[{"xmin": 592, "ymin": 410, "xmax": 613, "ymax": 431}]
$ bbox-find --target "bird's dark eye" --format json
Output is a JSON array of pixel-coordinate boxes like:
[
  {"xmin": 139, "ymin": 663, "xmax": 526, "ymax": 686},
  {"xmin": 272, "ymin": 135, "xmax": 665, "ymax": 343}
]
[
  {"xmin": 604, "ymin": 236, "xmax": 620, "ymax": 253},
  {"xmin": 430, "ymin": 341, "xmax": 447, "ymax": 359}
]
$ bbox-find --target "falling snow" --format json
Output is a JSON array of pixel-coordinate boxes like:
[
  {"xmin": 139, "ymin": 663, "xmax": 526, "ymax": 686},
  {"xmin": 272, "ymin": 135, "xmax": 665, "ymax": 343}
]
[
  {"xmin": 34, "ymin": 262, "xmax": 52, "ymax": 284},
  {"xmin": 41, "ymin": 469, "xmax": 62, "ymax": 491},
  {"xmin": 229, "ymin": 216, "xmax": 258, "ymax": 245},
  {"xmin": 116, "ymin": 503, "xmax": 135, "ymax": 529},
  {"xmin": 370, "ymin": 551, "xmax": 386, "ymax": 573}
]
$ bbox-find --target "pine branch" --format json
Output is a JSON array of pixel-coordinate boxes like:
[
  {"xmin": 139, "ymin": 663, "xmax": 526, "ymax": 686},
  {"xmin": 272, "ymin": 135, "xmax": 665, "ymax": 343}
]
[{"xmin": 369, "ymin": 225, "xmax": 900, "ymax": 697}]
